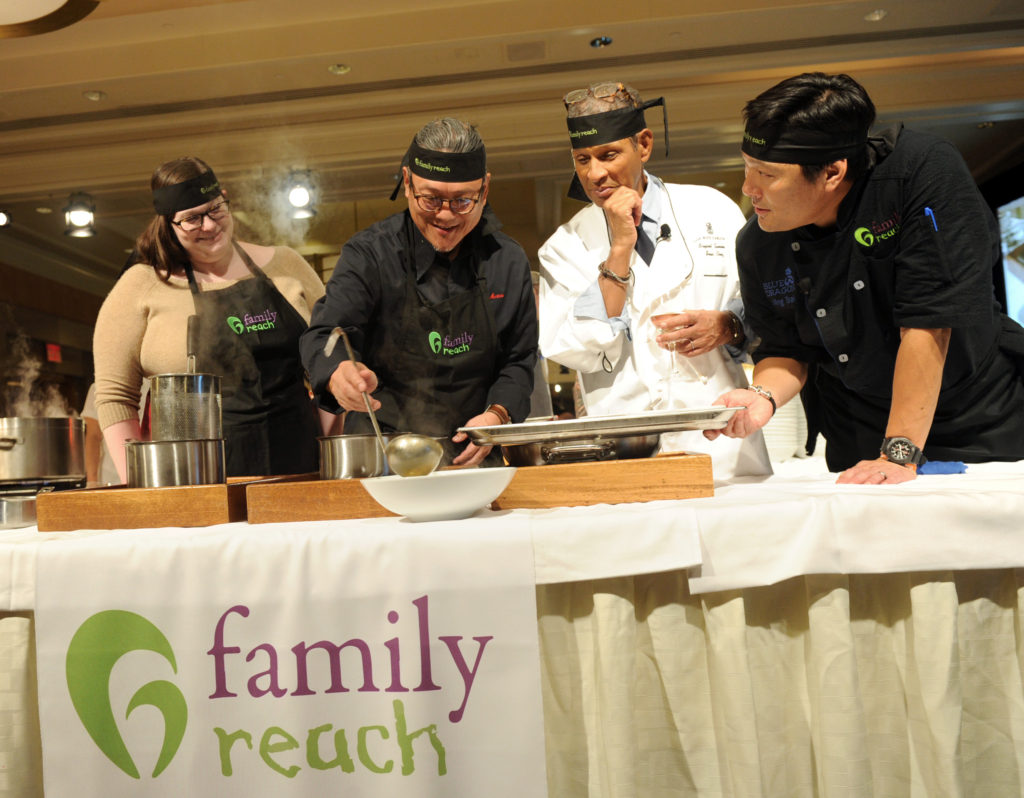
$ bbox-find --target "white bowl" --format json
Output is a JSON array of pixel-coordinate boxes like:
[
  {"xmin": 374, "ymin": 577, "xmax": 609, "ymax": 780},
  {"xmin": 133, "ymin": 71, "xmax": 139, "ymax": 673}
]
[{"xmin": 361, "ymin": 467, "xmax": 516, "ymax": 522}]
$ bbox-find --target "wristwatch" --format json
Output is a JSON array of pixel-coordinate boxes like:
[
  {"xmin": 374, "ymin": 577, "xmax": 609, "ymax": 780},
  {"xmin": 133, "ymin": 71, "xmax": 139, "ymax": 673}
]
[{"xmin": 880, "ymin": 436, "xmax": 927, "ymax": 467}]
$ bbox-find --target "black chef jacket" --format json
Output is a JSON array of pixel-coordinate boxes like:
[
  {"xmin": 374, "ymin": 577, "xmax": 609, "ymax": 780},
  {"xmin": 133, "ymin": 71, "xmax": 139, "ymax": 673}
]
[
  {"xmin": 738, "ymin": 125, "xmax": 1024, "ymax": 470},
  {"xmin": 300, "ymin": 205, "xmax": 537, "ymax": 432}
]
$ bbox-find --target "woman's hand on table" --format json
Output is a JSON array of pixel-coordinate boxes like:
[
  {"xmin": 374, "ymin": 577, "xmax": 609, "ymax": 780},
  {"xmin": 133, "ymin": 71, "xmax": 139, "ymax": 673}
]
[
  {"xmin": 328, "ymin": 360, "xmax": 381, "ymax": 412},
  {"xmin": 837, "ymin": 458, "xmax": 917, "ymax": 485}
]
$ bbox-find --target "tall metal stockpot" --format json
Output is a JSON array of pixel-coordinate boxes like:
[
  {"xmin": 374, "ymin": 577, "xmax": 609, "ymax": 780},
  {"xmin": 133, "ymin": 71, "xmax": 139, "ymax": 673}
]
[
  {"xmin": 0, "ymin": 417, "xmax": 86, "ymax": 484},
  {"xmin": 149, "ymin": 373, "xmax": 223, "ymax": 441}
]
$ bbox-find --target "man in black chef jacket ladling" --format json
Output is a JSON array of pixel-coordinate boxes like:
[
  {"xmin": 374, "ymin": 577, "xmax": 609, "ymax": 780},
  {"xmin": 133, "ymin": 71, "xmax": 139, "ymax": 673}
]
[
  {"xmin": 706, "ymin": 72, "xmax": 1024, "ymax": 483},
  {"xmin": 300, "ymin": 117, "xmax": 536, "ymax": 466}
]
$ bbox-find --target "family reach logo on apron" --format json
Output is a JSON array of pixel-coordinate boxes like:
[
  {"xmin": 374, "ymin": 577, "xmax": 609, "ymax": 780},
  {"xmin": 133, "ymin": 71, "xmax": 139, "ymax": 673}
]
[
  {"xmin": 428, "ymin": 330, "xmax": 474, "ymax": 357},
  {"xmin": 226, "ymin": 308, "xmax": 279, "ymax": 335}
]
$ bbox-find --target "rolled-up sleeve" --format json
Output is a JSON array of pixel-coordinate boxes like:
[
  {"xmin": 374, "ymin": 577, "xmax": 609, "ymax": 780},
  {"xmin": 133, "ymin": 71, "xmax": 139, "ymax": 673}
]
[{"xmin": 538, "ymin": 225, "xmax": 632, "ymax": 373}]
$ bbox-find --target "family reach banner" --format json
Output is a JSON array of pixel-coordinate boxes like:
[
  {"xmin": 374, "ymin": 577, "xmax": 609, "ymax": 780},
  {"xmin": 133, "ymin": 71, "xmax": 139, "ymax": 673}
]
[{"xmin": 33, "ymin": 516, "xmax": 547, "ymax": 797}]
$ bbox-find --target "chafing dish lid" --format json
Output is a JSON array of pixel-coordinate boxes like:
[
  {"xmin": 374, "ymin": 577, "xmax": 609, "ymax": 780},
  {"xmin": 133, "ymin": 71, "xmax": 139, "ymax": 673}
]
[{"xmin": 458, "ymin": 406, "xmax": 742, "ymax": 446}]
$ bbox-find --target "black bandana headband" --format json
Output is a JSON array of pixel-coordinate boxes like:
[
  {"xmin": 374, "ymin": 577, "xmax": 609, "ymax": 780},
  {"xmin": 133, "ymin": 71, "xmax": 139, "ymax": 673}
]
[
  {"xmin": 566, "ymin": 97, "xmax": 667, "ymax": 151},
  {"xmin": 152, "ymin": 170, "xmax": 222, "ymax": 216},
  {"xmin": 388, "ymin": 138, "xmax": 487, "ymax": 200},
  {"xmin": 741, "ymin": 125, "xmax": 865, "ymax": 165},
  {"xmin": 565, "ymin": 97, "xmax": 668, "ymax": 202}
]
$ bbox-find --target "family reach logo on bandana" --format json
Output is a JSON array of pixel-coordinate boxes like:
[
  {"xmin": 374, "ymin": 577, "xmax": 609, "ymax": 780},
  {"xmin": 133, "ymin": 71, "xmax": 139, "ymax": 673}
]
[
  {"xmin": 226, "ymin": 308, "xmax": 279, "ymax": 335},
  {"xmin": 66, "ymin": 610, "xmax": 187, "ymax": 779},
  {"xmin": 428, "ymin": 330, "xmax": 474, "ymax": 357}
]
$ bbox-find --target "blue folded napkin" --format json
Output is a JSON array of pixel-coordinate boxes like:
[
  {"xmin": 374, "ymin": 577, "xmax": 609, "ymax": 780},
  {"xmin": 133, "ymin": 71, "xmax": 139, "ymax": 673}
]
[{"xmin": 918, "ymin": 461, "xmax": 967, "ymax": 475}]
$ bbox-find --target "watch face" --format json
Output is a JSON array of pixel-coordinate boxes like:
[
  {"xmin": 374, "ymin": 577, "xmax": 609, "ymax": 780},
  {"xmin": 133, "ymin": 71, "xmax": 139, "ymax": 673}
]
[
  {"xmin": 889, "ymin": 440, "xmax": 912, "ymax": 462},
  {"xmin": 884, "ymin": 437, "xmax": 916, "ymax": 463}
]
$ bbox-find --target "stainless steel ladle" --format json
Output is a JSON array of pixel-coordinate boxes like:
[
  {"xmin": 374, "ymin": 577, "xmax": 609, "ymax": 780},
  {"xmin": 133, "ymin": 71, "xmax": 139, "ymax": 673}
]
[{"xmin": 324, "ymin": 328, "xmax": 443, "ymax": 477}]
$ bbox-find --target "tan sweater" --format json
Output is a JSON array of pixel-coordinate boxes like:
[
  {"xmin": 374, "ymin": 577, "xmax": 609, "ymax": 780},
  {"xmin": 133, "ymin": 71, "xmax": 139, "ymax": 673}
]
[{"xmin": 93, "ymin": 246, "xmax": 325, "ymax": 430}]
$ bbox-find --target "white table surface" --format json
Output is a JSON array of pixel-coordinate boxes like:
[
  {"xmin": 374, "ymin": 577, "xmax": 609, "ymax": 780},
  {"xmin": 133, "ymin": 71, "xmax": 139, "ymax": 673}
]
[{"xmin": 4, "ymin": 458, "xmax": 1023, "ymax": 609}]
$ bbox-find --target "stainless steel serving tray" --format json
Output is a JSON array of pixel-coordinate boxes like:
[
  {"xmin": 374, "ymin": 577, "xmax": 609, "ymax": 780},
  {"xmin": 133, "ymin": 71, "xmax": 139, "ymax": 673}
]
[{"xmin": 459, "ymin": 406, "xmax": 742, "ymax": 446}]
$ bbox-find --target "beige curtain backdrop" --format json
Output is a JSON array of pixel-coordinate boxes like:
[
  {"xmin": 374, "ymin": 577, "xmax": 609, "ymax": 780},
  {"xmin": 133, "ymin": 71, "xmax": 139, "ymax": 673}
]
[
  {"xmin": 538, "ymin": 569, "xmax": 1024, "ymax": 798},
  {"xmin": 0, "ymin": 614, "xmax": 42, "ymax": 798}
]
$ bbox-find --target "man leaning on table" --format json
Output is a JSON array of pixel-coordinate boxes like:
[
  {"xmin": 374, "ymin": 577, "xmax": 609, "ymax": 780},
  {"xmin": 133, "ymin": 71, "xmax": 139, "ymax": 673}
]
[
  {"xmin": 706, "ymin": 72, "xmax": 1024, "ymax": 484},
  {"xmin": 537, "ymin": 81, "xmax": 772, "ymax": 480}
]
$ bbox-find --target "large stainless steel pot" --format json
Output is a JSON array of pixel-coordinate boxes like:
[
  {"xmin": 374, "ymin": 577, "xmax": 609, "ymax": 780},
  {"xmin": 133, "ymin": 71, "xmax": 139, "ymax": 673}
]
[
  {"xmin": 502, "ymin": 433, "xmax": 660, "ymax": 466},
  {"xmin": 125, "ymin": 439, "xmax": 225, "ymax": 488},
  {"xmin": 0, "ymin": 417, "xmax": 86, "ymax": 484}
]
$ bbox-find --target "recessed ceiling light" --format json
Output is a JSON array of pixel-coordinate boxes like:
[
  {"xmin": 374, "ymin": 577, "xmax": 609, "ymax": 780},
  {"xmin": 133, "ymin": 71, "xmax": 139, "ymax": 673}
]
[
  {"xmin": 36, "ymin": 207, "xmax": 53, "ymax": 214},
  {"xmin": 977, "ymin": 121, "xmax": 995, "ymax": 129},
  {"xmin": 82, "ymin": 90, "xmax": 107, "ymax": 102},
  {"xmin": 590, "ymin": 36, "xmax": 613, "ymax": 48},
  {"xmin": 328, "ymin": 63, "xmax": 351, "ymax": 75},
  {"xmin": 863, "ymin": 9, "xmax": 887, "ymax": 22},
  {"xmin": 0, "ymin": 211, "xmax": 10, "ymax": 227}
]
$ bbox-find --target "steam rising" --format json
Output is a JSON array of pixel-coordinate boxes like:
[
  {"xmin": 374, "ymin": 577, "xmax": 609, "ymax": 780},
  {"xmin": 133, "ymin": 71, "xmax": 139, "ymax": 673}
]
[
  {"xmin": 229, "ymin": 164, "xmax": 317, "ymax": 251},
  {"xmin": 1, "ymin": 304, "xmax": 75, "ymax": 418}
]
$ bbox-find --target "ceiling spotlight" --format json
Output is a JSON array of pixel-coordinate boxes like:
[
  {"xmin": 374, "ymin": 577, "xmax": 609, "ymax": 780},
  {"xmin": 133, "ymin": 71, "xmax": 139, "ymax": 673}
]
[
  {"xmin": 863, "ymin": 9, "xmax": 887, "ymax": 22},
  {"xmin": 590, "ymin": 35, "xmax": 613, "ymax": 48},
  {"xmin": 82, "ymin": 89, "xmax": 107, "ymax": 102},
  {"xmin": 63, "ymin": 192, "xmax": 96, "ymax": 237},
  {"xmin": 286, "ymin": 170, "xmax": 317, "ymax": 220},
  {"xmin": 0, "ymin": 211, "xmax": 10, "ymax": 227},
  {"xmin": 328, "ymin": 63, "xmax": 351, "ymax": 75}
]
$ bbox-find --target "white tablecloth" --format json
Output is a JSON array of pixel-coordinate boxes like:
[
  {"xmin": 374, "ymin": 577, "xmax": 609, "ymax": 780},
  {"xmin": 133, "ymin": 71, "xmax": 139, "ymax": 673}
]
[{"xmin": 4, "ymin": 458, "xmax": 1024, "ymax": 797}]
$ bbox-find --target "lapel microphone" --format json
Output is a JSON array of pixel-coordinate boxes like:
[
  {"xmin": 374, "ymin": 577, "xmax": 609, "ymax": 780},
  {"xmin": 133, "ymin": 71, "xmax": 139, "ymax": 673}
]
[{"xmin": 656, "ymin": 224, "xmax": 672, "ymax": 243}]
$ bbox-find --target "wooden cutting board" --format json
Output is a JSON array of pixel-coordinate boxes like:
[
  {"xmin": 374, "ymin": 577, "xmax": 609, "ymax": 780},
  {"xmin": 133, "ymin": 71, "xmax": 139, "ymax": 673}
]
[
  {"xmin": 245, "ymin": 478, "xmax": 397, "ymax": 524},
  {"xmin": 491, "ymin": 452, "xmax": 713, "ymax": 510},
  {"xmin": 34, "ymin": 474, "xmax": 313, "ymax": 532},
  {"xmin": 35, "ymin": 481, "xmax": 250, "ymax": 531}
]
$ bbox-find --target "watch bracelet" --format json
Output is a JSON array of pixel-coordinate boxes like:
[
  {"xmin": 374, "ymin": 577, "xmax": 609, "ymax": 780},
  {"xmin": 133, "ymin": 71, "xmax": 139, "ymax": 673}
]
[
  {"xmin": 748, "ymin": 384, "xmax": 777, "ymax": 416},
  {"xmin": 597, "ymin": 261, "xmax": 632, "ymax": 284}
]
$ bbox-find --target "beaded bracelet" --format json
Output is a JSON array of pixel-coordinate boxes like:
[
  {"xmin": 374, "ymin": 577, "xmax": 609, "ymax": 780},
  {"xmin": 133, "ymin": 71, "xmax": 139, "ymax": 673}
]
[{"xmin": 485, "ymin": 403, "xmax": 511, "ymax": 425}]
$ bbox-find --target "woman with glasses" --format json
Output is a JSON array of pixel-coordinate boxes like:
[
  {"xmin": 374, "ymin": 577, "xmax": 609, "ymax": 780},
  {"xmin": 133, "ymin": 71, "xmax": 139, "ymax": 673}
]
[
  {"xmin": 93, "ymin": 156, "xmax": 329, "ymax": 479},
  {"xmin": 299, "ymin": 118, "xmax": 537, "ymax": 467}
]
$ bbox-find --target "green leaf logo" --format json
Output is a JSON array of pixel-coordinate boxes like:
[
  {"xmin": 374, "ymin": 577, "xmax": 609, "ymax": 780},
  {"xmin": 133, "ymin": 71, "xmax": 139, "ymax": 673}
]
[
  {"xmin": 854, "ymin": 227, "xmax": 875, "ymax": 247},
  {"xmin": 428, "ymin": 331, "xmax": 442, "ymax": 354},
  {"xmin": 226, "ymin": 316, "xmax": 245, "ymax": 334},
  {"xmin": 66, "ymin": 610, "xmax": 187, "ymax": 779}
]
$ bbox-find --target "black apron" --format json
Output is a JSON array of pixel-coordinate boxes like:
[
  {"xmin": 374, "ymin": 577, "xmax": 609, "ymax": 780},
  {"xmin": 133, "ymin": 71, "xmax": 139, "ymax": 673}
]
[
  {"xmin": 187, "ymin": 243, "xmax": 319, "ymax": 476},
  {"xmin": 343, "ymin": 229, "xmax": 500, "ymax": 463}
]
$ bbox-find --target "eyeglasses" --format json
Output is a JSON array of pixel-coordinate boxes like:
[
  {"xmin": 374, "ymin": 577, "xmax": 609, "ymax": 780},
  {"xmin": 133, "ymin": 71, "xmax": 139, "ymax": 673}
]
[
  {"xmin": 564, "ymin": 82, "xmax": 629, "ymax": 108},
  {"xmin": 171, "ymin": 199, "xmax": 230, "ymax": 232},
  {"xmin": 409, "ymin": 183, "xmax": 484, "ymax": 215}
]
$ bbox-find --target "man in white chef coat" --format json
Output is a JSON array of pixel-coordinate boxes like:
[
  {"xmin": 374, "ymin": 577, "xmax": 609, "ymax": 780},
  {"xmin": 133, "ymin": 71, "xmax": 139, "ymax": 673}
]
[{"xmin": 538, "ymin": 81, "xmax": 771, "ymax": 478}]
